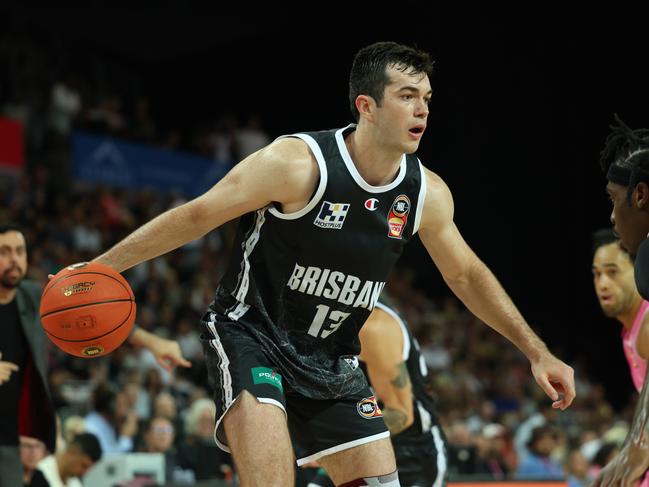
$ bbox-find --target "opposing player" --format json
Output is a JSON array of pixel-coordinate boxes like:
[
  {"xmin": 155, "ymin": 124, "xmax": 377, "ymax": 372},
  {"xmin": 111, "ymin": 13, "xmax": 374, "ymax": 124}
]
[{"xmin": 594, "ymin": 117, "xmax": 649, "ymax": 486}]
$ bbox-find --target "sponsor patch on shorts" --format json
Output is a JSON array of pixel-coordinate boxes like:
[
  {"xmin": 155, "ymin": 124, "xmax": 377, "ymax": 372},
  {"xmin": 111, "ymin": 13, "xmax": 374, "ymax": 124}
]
[
  {"xmin": 357, "ymin": 395, "xmax": 383, "ymax": 419},
  {"xmin": 251, "ymin": 367, "xmax": 283, "ymax": 392}
]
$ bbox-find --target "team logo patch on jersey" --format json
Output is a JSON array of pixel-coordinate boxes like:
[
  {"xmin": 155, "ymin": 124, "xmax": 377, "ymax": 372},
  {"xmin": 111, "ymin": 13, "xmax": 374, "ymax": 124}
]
[
  {"xmin": 343, "ymin": 356, "xmax": 359, "ymax": 370},
  {"xmin": 314, "ymin": 201, "xmax": 350, "ymax": 229},
  {"xmin": 357, "ymin": 395, "xmax": 383, "ymax": 419},
  {"xmin": 387, "ymin": 194, "xmax": 411, "ymax": 239},
  {"xmin": 364, "ymin": 198, "xmax": 379, "ymax": 211}
]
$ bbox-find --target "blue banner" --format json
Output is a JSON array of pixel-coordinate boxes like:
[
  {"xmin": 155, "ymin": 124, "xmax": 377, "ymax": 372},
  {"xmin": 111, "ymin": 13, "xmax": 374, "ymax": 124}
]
[{"xmin": 72, "ymin": 131, "xmax": 231, "ymax": 197}]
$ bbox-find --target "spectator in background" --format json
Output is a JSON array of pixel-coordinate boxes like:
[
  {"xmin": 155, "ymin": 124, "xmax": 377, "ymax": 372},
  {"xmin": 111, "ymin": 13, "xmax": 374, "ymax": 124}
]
[
  {"xmin": 140, "ymin": 416, "xmax": 193, "ymax": 484},
  {"xmin": 0, "ymin": 223, "xmax": 56, "ymax": 487},
  {"xmin": 48, "ymin": 73, "xmax": 82, "ymax": 138},
  {"xmin": 564, "ymin": 448, "xmax": 592, "ymax": 487},
  {"xmin": 130, "ymin": 96, "xmax": 157, "ymax": 144},
  {"xmin": 178, "ymin": 398, "xmax": 232, "ymax": 481},
  {"xmin": 476, "ymin": 423, "xmax": 513, "ymax": 480},
  {"xmin": 232, "ymin": 113, "xmax": 269, "ymax": 159},
  {"xmin": 37, "ymin": 432, "xmax": 102, "ymax": 487},
  {"xmin": 20, "ymin": 436, "xmax": 48, "ymax": 487},
  {"xmin": 84, "ymin": 383, "xmax": 138, "ymax": 454},
  {"xmin": 516, "ymin": 425, "xmax": 564, "ymax": 480}
]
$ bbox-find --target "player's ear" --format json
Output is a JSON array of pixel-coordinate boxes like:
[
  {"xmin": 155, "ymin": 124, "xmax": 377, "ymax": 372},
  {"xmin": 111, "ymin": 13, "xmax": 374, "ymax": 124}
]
[
  {"xmin": 635, "ymin": 182, "xmax": 649, "ymax": 210},
  {"xmin": 355, "ymin": 95, "xmax": 376, "ymax": 121}
]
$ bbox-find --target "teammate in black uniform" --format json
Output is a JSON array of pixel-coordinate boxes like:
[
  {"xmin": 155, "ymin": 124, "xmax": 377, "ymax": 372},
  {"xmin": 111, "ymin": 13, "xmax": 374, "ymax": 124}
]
[
  {"xmin": 594, "ymin": 116, "xmax": 649, "ymax": 487},
  {"xmin": 79, "ymin": 41, "xmax": 575, "ymax": 486},
  {"xmin": 307, "ymin": 301, "xmax": 448, "ymax": 486}
]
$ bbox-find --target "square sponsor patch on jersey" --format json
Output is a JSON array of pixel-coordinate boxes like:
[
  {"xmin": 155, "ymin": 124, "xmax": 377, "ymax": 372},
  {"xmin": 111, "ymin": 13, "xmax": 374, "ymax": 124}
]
[{"xmin": 314, "ymin": 201, "xmax": 350, "ymax": 229}]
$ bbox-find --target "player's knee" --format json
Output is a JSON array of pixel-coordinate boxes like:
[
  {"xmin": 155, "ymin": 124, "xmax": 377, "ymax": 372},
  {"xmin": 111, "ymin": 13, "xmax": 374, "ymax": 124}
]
[{"xmin": 338, "ymin": 470, "xmax": 400, "ymax": 486}]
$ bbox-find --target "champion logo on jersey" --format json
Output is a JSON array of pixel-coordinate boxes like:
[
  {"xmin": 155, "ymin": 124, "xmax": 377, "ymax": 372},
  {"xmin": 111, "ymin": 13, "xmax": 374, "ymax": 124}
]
[
  {"xmin": 314, "ymin": 201, "xmax": 350, "ymax": 230},
  {"xmin": 387, "ymin": 194, "xmax": 411, "ymax": 239},
  {"xmin": 364, "ymin": 198, "xmax": 379, "ymax": 211}
]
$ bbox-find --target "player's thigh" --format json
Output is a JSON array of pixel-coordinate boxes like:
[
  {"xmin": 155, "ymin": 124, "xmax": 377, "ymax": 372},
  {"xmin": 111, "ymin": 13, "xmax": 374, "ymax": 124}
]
[
  {"xmin": 318, "ymin": 436, "xmax": 396, "ymax": 485},
  {"xmin": 288, "ymin": 390, "xmax": 393, "ymax": 483},
  {"xmin": 201, "ymin": 313, "xmax": 288, "ymax": 451}
]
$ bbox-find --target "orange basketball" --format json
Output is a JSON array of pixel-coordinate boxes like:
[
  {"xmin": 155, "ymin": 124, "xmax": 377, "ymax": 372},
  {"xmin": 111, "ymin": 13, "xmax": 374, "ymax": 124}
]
[{"xmin": 40, "ymin": 261, "xmax": 136, "ymax": 358}]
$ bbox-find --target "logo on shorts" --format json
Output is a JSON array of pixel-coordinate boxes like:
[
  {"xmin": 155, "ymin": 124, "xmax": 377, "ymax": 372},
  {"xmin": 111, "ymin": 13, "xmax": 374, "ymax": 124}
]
[
  {"xmin": 251, "ymin": 367, "xmax": 283, "ymax": 392},
  {"xmin": 387, "ymin": 194, "xmax": 411, "ymax": 239},
  {"xmin": 357, "ymin": 395, "xmax": 382, "ymax": 419},
  {"xmin": 314, "ymin": 201, "xmax": 350, "ymax": 230}
]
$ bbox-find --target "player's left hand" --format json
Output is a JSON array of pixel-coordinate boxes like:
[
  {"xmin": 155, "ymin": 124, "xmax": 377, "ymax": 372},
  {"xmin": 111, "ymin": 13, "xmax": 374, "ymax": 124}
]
[
  {"xmin": 530, "ymin": 352, "xmax": 575, "ymax": 410},
  {"xmin": 147, "ymin": 335, "xmax": 192, "ymax": 372},
  {"xmin": 130, "ymin": 328, "xmax": 192, "ymax": 372}
]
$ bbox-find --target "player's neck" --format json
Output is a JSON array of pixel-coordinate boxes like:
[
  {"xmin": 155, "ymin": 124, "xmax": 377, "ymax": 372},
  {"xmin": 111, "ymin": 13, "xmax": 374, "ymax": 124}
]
[
  {"xmin": 346, "ymin": 127, "xmax": 403, "ymax": 186},
  {"xmin": 619, "ymin": 294, "xmax": 644, "ymax": 330},
  {"xmin": 0, "ymin": 286, "xmax": 16, "ymax": 305}
]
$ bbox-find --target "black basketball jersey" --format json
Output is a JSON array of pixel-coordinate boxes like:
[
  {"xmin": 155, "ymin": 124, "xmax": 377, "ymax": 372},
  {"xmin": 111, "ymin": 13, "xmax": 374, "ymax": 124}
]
[
  {"xmin": 211, "ymin": 124, "xmax": 426, "ymax": 399},
  {"xmin": 365, "ymin": 302, "xmax": 440, "ymax": 440}
]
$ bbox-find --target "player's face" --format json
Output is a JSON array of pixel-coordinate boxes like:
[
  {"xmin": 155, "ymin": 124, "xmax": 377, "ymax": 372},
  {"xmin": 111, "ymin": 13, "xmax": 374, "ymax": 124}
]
[
  {"xmin": 375, "ymin": 65, "xmax": 432, "ymax": 154},
  {"xmin": 0, "ymin": 230, "xmax": 27, "ymax": 290},
  {"xmin": 607, "ymin": 182, "xmax": 647, "ymax": 256},
  {"xmin": 592, "ymin": 242, "xmax": 637, "ymax": 318}
]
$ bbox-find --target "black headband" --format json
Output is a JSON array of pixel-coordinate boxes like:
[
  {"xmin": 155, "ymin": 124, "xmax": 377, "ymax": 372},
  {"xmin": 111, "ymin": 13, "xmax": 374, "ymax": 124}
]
[{"xmin": 607, "ymin": 164, "xmax": 632, "ymax": 186}]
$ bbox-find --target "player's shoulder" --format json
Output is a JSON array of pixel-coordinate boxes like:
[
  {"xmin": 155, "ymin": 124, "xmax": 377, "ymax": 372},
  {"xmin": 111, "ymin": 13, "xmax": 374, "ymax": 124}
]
[
  {"xmin": 264, "ymin": 136, "xmax": 314, "ymax": 164},
  {"xmin": 418, "ymin": 166, "xmax": 454, "ymax": 221}
]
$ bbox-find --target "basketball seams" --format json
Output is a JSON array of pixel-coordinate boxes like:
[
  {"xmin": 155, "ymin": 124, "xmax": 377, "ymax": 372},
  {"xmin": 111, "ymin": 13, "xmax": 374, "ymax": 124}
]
[
  {"xmin": 43, "ymin": 300, "xmax": 135, "ymax": 343},
  {"xmin": 40, "ymin": 298, "xmax": 134, "ymax": 319},
  {"xmin": 42, "ymin": 271, "xmax": 134, "ymax": 301}
]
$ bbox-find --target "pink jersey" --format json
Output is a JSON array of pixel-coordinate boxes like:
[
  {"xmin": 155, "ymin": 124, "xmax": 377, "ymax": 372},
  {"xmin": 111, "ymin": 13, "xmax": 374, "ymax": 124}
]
[{"xmin": 621, "ymin": 301, "xmax": 649, "ymax": 392}]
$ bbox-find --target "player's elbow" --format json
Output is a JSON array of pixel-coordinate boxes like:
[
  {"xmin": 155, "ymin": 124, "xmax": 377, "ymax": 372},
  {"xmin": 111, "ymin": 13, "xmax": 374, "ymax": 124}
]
[{"xmin": 442, "ymin": 256, "xmax": 484, "ymax": 290}]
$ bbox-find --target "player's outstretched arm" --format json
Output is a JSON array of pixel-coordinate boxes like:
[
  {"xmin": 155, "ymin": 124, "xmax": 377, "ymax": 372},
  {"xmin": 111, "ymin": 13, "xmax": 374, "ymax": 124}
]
[
  {"xmin": 417, "ymin": 168, "xmax": 575, "ymax": 410},
  {"xmin": 94, "ymin": 137, "xmax": 319, "ymax": 273},
  {"xmin": 128, "ymin": 328, "xmax": 191, "ymax": 372},
  {"xmin": 359, "ymin": 309, "xmax": 414, "ymax": 435},
  {"xmin": 592, "ymin": 369, "xmax": 649, "ymax": 486}
]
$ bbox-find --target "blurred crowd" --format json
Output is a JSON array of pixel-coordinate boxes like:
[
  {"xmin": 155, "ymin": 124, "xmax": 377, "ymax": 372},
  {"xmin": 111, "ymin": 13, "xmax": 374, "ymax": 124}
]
[{"xmin": 0, "ymin": 25, "xmax": 640, "ymax": 487}]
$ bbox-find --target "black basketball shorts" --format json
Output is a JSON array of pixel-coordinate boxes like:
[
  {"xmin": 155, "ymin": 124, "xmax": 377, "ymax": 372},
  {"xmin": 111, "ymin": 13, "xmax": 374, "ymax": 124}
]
[{"xmin": 200, "ymin": 311, "xmax": 389, "ymax": 465}]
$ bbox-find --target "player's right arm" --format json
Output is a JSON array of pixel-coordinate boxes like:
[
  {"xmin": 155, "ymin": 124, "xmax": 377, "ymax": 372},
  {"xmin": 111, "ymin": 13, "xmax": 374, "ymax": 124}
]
[
  {"xmin": 94, "ymin": 138, "xmax": 319, "ymax": 272},
  {"xmin": 592, "ymin": 367, "xmax": 649, "ymax": 486},
  {"xmin": 634, "ymin": 308, "xmax": 649, "ymax": 360},
  {"xmin": 358, "ymin": 308, "xmax": 414, "ymax": 435}
]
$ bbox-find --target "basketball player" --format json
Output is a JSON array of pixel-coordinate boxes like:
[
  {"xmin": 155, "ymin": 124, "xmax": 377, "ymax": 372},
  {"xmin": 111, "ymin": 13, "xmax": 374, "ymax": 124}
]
[
  {"xmin": 593, "ymin": 116, "xmax": 649, "ymax": 487},
  {"xmin": 307, "ymin": 301, "xmax": 448, "ymax": 486},
  {"xmin": 592, "ymin": 228, "xmax": 649, "ymax": 392},
  {"xmin": 80, "ymin": 42, "xmax": 574, "ymax": 486}
]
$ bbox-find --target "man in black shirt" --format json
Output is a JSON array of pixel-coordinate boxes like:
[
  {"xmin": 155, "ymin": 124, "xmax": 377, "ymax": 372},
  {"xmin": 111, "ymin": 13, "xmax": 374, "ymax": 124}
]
[
  {"xmin": 594, "ymin": 116, "xmax": 649, "ymax": 486},
  {"xmin": 1, "ymin": 222, "xmax": 190, "ymax": 487}
]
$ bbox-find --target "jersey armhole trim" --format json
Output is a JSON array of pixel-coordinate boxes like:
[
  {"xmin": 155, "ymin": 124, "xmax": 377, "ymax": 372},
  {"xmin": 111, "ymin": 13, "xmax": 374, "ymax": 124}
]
[
  {"xmin": 413, "ymin": 160, "xmax": 427, "ymax": 235},
  {"xmin": 267, "ymin": 133, "xmax": 328, "ymax": 220},
  {"xmin": 374, "ymin": 302, "xmax": 410, "ymax": 361}
]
